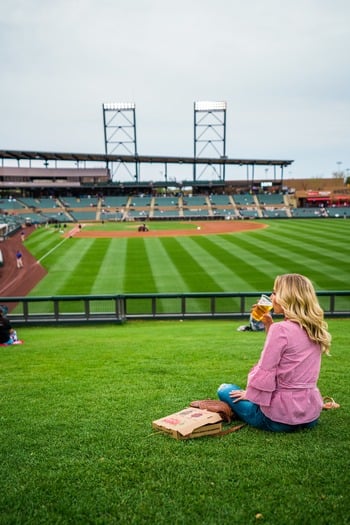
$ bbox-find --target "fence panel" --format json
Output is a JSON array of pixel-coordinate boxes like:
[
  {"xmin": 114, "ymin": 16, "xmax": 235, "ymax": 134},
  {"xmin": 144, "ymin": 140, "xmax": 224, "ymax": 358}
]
[{"xmin": 1, "ymin": 291, "xmax": 349, "ymax": 325}]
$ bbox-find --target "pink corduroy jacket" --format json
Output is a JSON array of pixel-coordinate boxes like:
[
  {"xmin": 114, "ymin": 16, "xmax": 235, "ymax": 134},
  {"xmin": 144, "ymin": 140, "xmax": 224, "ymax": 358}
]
[{"xmin": 246, "ymin": 319, "xmax": 324, "ymax": 425}]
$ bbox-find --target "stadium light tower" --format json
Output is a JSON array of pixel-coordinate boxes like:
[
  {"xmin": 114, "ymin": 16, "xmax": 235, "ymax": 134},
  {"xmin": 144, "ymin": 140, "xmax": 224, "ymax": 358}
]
[
  {"xmin": 193, "ymin": 100, "xmax": 227, "ymax": 182},
  {"xmin": 102, "ymin": 102, "xmax": 139, "ymax": 182}
]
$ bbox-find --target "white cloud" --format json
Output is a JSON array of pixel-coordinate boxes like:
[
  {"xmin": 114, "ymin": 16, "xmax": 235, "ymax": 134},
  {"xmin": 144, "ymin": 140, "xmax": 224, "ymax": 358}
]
[{"xmin": 0, "ymin": 0, "xmax": 349, "ymax": 178}]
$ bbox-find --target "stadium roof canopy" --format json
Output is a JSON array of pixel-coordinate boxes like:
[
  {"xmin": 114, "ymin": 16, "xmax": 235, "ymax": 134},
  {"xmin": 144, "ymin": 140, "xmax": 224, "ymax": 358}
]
[{"xmin": 0, "ymin": 149, "xmax": 293, "ymax": 167}]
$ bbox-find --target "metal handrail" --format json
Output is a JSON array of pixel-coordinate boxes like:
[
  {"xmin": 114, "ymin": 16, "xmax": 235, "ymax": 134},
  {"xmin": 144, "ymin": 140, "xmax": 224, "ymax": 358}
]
[{"xmin": 1, "ymin": 291, "xmax": 349, "ymax": 326}]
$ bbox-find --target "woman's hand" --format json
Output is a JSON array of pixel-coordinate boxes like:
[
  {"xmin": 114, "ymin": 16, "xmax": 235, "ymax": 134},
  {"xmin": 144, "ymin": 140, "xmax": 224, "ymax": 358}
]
[
  {"xmin": 261, "ymin": 312, "xmax": 273, "ymax": 332},
  {"xmin": 229, "ymin": 389, "xmax": 247, "ymax": 402},
  {"xmin": 250, "ymin": 302, "xmax": 274, "ymax": 332}
]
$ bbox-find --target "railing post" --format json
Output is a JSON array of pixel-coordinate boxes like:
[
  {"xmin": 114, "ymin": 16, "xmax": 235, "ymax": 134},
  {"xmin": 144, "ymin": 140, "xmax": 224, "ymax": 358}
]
[
  {"xmin": 54, "ymin": 299, "xmax": 59, "ymax": 321},
  {"xmin": 240, "ymin": 295, "xmax": 245, "ymax": 314},
  {"xmin": 85, "ymin": 299, "xmax": 90, "ymax": 319},
  {"xmin": 211, "ymin": 296, "xmax": 215, "ymax": 315},
  {"xmin": 23, "ymin": 301, "xmax": 29, "ymax": 321},
  {"xmin": 181, "ymin": 296, "xmax": 186, "ymax": 317},
  {"xmin": 115, "ymin": 296, "xmax": 126, "ymax": 321}
]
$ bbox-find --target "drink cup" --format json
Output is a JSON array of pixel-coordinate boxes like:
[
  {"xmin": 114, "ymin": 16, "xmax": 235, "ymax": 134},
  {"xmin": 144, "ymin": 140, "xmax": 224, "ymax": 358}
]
[{"xmin": 251, "ymin": 294, "xmax": 273, "ymax": 321}]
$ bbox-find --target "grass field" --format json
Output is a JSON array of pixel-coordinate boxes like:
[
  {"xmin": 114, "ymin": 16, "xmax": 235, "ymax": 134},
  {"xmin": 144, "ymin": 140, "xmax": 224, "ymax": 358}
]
[
  {"xmin": 25, "ymin": 219, "xmax": 350, "ymax": 298},
  {"xmin": 3, "ymin": 219, "xmax": 350, "ymax": 523},
  {"xmin": 0, "ymin": 320, "xmax": 348, "ymax": 525}
]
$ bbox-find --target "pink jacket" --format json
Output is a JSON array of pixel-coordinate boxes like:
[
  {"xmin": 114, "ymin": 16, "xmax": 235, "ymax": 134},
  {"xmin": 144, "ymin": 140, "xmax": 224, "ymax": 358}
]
[{"xmin": 246, "ymin": 320, "xmax": 323, "ymax": 425}]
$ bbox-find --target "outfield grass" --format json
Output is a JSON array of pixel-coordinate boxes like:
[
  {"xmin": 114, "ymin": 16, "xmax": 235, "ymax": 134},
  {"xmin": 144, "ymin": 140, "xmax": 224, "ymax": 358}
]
[
  {"xmin": 25, "ymin": 220, "xmax": 350, "ymax": 300},
  {"xmin": 0, "ymin": 320, "xmax": 348, "ymax": 524}
]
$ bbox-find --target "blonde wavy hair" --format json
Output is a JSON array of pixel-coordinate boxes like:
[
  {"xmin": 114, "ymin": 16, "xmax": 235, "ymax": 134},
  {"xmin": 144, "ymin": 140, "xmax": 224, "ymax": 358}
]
[{"xmin": 273, "ymin": 273, "xmax": 331, "ymax": 354}]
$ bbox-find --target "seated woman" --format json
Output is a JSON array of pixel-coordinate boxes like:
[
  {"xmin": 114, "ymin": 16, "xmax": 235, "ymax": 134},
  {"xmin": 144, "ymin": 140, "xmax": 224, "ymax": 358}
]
[{"xmin": 218, "ymin": 273, "xmax": 331, "ymax": 432}]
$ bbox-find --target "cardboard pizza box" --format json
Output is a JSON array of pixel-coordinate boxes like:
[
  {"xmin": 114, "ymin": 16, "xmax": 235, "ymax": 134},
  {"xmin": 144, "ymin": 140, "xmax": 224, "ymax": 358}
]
[{"xmin": 152, "ymin": 407, "xmax": 223, "ymax": 439}]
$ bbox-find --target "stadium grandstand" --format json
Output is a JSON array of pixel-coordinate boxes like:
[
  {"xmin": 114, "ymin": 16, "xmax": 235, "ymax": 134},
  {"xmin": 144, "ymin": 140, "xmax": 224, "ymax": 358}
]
[
  {"xmin": 0, "ymin": 98, "xmax": 349, "ymax": 234},
  {"xmin": 0, "ymin": 159, "xmax": 349, "ymax": 232}
]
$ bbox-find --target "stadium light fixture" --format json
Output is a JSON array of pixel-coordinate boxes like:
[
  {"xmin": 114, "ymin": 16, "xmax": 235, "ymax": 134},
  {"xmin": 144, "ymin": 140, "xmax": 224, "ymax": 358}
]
[
  {"xmin": 194, "ymin": 101, "xmax": 227, "ymax": 111},
  {"xmin": 103, "ymin": 102, "xmax": 136, "ymax": 110}
]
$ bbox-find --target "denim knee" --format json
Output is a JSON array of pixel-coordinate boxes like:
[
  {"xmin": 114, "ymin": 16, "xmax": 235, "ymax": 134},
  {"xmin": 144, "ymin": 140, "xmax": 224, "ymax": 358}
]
[{"xmin": 217, "ymin": 383, "xmax": 241, "ymax": 402}]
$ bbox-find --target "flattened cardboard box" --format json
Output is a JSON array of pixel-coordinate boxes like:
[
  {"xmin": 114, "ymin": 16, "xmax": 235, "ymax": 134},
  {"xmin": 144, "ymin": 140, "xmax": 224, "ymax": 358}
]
[{"xmin": 152, "ymin": 407, "xmax": 223, "ymax": 439}]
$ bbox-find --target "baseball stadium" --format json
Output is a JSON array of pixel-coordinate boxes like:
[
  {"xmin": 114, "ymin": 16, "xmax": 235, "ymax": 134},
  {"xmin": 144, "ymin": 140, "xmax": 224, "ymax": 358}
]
[{"xmin": 1, "ymin": 102, "xmax": 349, "ymax": 524}]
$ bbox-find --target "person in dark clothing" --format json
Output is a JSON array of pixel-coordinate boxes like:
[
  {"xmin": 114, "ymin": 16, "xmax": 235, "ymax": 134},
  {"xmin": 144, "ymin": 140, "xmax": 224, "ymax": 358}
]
[
  {"xmin": 138, "ymin": 223, "xmax": 149, "ymax": 232},
  {"xmin": 0, "ymin": 306, "xmax": 17, "ymax": 344}
]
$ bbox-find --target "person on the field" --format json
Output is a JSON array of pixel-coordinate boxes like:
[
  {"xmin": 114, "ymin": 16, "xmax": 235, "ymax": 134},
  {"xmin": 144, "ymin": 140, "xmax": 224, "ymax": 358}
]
[
  {"xmin": 138, "ymin": 223, "xmax": 149, "ymax": 232},
  {"xmin": 218, "ymin": 274, "xmax": 331, "ymax": 432},
  {"xmin": 16, "ymin": 250, "xmax": 23, "ymax": 268}
]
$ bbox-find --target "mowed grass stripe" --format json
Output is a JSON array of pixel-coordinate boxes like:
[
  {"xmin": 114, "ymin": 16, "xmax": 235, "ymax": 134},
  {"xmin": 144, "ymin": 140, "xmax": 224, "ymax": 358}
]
[
  {"xmin": 173, "ymin": 235, "xmax": 263, "ymax": 311},
  {"xmin": 144, "ymin": 238, "xmax": 202, "ymax": 313},
  {"xmin": 290, "ymin": 217, "xmax": 349, "ymax": 233},
  {"xmin": 260, "ymin": 218, "xmax": 348, "ymax": 240},
  {"xmin": 271, "ymin": 219, "xmax": 350, "ymax": 246},
  {"xmin": 173, "ymin": 236, "xmax": 241, "ymax": 291},
  {"xmin": 217, "ymin": 234, "xmax": 304, "ymax": 277},
  {"xmin": 90, "ymin": 239, "xmax": 127, "ymax": 294},
  {"xmin": 29, "ymin": 238, "xmax": 96, "ymax": 296},
  {"xmin": 24, "ymin": 229, "xmax": 66, "ymax": 263},
  {"xmin": 259, "ymin": 229, "xmax": 350, "ymax": 272},
  {"xmin": 189, "ymin": 235, "xmax": 274, "ymax": 291},
  {"xmin": 221, "ymin": 231, "xmax": 345, "ymax": 290},
  {"xmin": 159, "ymin": 236, "xmax": 230, "ymax": 311},
  {"xmin": 259, "ymin": 221, "xmax": 350, "ymax": 261},
  {"xmin": 246, "ymin": 223, "xmax": 350, "ymax": 282},
  {"xmin": 183, "ymin": 234, "xmax": 280, "ymax": 311},
  {"xmin": 160, "ymin": 237, "xmax": 219, "ymax": 291},
  {"xmin": 123, "ymin": 238, "xmax": 157, "ymax": 293},
  {"xmin": 249, "ymin": 226, "xmax": 350, "ymax": 270},
  {"xmin": 60, "ymin": 239, "xmax": 115, "ymax": 295},
  {"xmin": 144, "ymin": 238, "xmax": 188, "ymax": 293},
  {"xmin": 257, "ymin": 219, "xmax": 350, "ymax": 241}
]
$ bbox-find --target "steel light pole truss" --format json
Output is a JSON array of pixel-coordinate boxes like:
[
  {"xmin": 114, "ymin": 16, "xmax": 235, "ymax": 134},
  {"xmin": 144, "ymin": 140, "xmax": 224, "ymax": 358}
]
[
  {"xmin": 102, "ymin": 102, "xmax": 139, "ymax": 182},
  {"xmin": 194, "ymin": 101, "xmax": 227, "ymax": 182}
]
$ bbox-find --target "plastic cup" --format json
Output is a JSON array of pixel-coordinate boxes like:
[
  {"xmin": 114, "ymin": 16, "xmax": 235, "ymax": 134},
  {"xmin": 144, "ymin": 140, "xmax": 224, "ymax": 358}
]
[{"xmin": 251, "ymin": 294, "xmax": 273, "ymax": 321}]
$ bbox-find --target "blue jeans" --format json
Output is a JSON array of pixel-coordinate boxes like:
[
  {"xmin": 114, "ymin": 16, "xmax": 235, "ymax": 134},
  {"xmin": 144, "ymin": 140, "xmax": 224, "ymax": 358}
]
[{"xmin": 217, "ymin": 383, "xmax": 319, "ymax": 433}]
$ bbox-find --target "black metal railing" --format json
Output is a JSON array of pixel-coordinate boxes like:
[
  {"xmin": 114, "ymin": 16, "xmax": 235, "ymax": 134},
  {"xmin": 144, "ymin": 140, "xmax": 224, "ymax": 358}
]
[{"xmin": 1, "ymin": 291, "xmax": 349, "ymax": 326}]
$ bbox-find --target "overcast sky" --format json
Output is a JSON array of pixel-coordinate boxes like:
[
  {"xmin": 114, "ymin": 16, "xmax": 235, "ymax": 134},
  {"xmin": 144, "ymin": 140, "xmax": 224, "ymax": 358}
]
[{"xmin": 1, "ymin": 0, "xmax": 349, "ymax": 182}]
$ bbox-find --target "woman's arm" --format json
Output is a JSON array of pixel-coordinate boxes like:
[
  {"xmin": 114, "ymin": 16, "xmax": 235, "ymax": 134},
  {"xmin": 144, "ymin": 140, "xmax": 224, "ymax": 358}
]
[{"xmin": 245, "ymin": 323, "xmax": 287, "ymax": 406}]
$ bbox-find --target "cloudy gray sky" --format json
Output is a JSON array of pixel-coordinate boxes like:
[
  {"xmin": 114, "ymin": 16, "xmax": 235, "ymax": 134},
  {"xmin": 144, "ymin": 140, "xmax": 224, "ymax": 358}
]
[{"xmin": 1, "ymin": 0, "xmax": 349, "ymax": 182}]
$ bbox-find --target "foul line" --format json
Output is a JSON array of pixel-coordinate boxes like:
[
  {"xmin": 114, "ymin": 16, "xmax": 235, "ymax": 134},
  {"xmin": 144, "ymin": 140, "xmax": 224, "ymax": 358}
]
[
  {"xmin": 37, "ymin": 225, "xmax": 83, "ymax": 263},
  {"xmin": 38, "ymin": 236, "xmax": 69, "ymax": 263}
]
